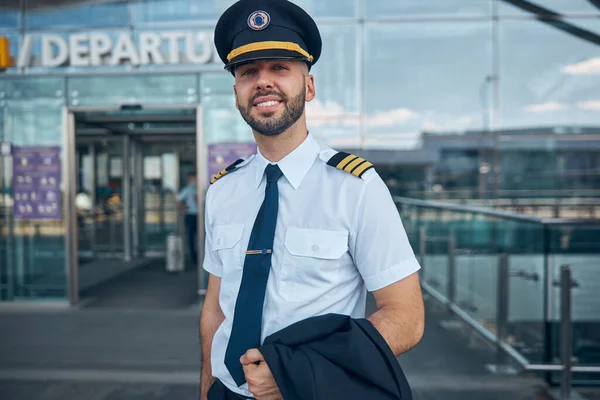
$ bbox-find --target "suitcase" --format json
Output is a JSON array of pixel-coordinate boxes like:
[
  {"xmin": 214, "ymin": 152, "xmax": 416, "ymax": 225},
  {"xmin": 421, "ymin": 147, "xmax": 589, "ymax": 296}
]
[{"xmin": 166, "ymin": 234, "xmax": 185, "ymax": 272}]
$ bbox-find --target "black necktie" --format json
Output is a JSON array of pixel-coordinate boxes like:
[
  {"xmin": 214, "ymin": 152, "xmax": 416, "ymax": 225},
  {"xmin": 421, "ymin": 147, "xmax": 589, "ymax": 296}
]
[{"xmin": 224, "ymin": 164, "xmax": 283, "ymax": 386}]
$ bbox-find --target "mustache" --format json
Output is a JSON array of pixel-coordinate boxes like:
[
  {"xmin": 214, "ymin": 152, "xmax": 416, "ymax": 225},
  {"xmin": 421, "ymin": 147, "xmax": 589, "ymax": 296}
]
[{"xmin": 249, "ymin": 90, "xmax": 286, "ymax": 105}]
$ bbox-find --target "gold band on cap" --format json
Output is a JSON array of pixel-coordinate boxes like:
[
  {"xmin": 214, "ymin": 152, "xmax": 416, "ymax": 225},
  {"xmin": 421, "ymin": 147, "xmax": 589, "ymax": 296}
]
[{"xmin": 227, "ymin": 41, "xmax": 313, "ymax": 63}]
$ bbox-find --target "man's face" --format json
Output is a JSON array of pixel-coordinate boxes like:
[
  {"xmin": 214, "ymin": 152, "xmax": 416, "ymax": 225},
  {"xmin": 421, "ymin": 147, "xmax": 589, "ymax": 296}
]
[{"xmin": 233, "ymin": 59, "xmax": 315, "ymax": 137}]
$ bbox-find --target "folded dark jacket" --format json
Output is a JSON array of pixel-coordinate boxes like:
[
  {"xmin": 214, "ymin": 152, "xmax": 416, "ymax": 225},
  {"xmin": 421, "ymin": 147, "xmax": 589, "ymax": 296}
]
[{"xmin": 260, "ymin": 313, "xmax": 413, "ymax": 400}]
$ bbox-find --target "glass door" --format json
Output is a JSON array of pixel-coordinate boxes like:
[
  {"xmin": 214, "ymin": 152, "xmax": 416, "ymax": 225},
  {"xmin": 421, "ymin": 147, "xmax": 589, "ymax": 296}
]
[{"xmin": 77, "ymin": 138, "xmax": 127, "ymax": 261}]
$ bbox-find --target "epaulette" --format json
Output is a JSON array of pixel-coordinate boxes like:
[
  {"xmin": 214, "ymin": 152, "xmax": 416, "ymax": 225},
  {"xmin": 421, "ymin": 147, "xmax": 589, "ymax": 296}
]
[
  {"xmin": 210, "ymin": 158, "xmax": 245, "ymax": 184},
  {"xmin": 325, "ymin": 151, "xmax": 374, "ymax": 178}
]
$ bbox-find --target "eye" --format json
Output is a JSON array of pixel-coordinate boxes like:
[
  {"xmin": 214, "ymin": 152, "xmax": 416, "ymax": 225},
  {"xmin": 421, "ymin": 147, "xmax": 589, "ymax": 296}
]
[
  {"xmin": 273, "ymin": 64, "xmax": 287, "ymax": 71},
  {"xmin": 240, "ymin": 68, "xmax": 256, "ymax": 76}
]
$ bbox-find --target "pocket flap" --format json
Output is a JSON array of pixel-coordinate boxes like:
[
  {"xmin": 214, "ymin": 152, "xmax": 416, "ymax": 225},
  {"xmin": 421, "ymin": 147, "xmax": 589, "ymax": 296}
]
[
  {"xmin": 212, "ymin": 224, "xmax": 244, "ymax": 250},
  {"xmin": 284, "ymin": 228, "xmax": 348, "ymax": 259}
]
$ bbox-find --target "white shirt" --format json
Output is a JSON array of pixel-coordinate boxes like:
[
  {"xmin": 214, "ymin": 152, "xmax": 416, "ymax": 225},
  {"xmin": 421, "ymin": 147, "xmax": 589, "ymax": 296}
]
[
  {"xmin": 203, "ymin": 134, "xmax": 420, "ymax": 397},
  {"xmin": 177, "ymin": 184, "xmax": 198, "ymax": 215}
]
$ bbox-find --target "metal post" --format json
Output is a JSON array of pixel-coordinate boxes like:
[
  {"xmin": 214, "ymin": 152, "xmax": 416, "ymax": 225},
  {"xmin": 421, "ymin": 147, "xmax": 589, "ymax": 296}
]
[
  {"xmin": 496, "ymin": 253, "xmax": 510, "ymax": 370},
  {"xmin": 63, "ymin": 108, "xmax": 80, "ymax": 306},
  {"xmin": 110, "ymin": 213, "xmax": 117, "ymax": 255},
  {"xmin": 418, "ymin": 226, "xmax": 426, "ymax": 278},
  {"xmin": 89, "ymin": 144, "xmax": 96, "ymax": 256},
  {"xmin": 28, "ymin": 224, "xmax": 40, "ymax": 288},
  {"xmin": 0, "ymin": 152, "xmax": 4, "ymax": 300},
  {"xmin": 560, "ymin": 265, "xmax": 573, "ymax": 400},
  {"xmin": 7, "ymin": 155, "xmax": 15, "ymax": 300},
  {"xmin": 133, "ymin": 141, "xmax": 143, "ymax": 257},
  {"xmin": 196, "ymin": 105, "xmax": 207, "ymax": 296},
  {"xmin": 159, "ymin": 188, "xmax": 165, "ymax": 235},
  {"xmin": 137, "ymin": 141, "xmax": 145, "ymax": 257},
  {"xmin": 123, "ymin": 135, "xmax": 132, "ymax": 262},
  {"xmin": 447, "ymin": 231, "xmax": 456, "ymax": 309},
  {"xmin": 543, "ymin": 224, "xmax": 553, "ymax": 383}
]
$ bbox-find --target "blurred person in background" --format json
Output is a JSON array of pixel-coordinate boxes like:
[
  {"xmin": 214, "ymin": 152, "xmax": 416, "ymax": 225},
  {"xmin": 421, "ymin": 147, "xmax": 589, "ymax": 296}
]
[{"xmin": 176, "ymin": 171, "xmax": 199, "ymax": 266}]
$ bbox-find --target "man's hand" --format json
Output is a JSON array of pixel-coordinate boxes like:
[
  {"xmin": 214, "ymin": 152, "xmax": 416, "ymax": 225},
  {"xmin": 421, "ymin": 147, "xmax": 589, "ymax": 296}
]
[{"xmin": 241, "ymin": 349, "xmax": 282, "ymax": 400}]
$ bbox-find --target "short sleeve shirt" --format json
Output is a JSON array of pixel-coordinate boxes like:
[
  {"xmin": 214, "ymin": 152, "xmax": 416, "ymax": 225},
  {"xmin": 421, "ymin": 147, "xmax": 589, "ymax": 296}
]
[
  {"xmin": 177, "ymin": 184, "xmax": 198, "ymax": 215},
  {"xmin": 203, "ymin": 134, "xmax": 421, "ymax": 397}
]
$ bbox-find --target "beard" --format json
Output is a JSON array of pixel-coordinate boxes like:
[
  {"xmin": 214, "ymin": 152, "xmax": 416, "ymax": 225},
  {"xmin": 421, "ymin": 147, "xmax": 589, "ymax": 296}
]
[{"xmin": 238, "ymin": 88, "xmax": 306, "ymax": 137}]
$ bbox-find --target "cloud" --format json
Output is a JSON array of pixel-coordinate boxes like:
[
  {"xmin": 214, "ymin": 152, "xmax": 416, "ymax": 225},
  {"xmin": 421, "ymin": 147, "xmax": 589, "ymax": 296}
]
[
  {"xmin": 307, "ymin": 100, "xmax": 360, "ymax": 127},
  {"xmin": 562, "ymin": 57, "xmax": 600, "ymax": 75},
  {"xmin": 421, "ymin": 116, "xmax": 473, "ymax": 133},
  {"xmin": 366, "ymin": 108, "xmax": 417, "ymax": 127},
  {"xmin": 306, "ymin": 100, "xmax": 346, "ymax": 116},
  {"xmin": 578, "ymin": 100, "xmax": 600, "ymax": 110},
  {"xmin": 525, "ymin": 102, "xmax": 568, "ymax": 113}
]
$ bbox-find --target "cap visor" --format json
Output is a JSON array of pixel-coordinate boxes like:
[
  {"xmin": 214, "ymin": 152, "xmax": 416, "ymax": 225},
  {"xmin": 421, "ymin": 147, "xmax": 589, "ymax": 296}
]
[{"xmin": 225, "ymin": 49, "xmax": 310, "ymax": 70}]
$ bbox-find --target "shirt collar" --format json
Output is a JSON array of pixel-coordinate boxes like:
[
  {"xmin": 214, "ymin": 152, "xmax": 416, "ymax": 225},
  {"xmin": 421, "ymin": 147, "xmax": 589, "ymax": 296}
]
[{"xmin": 254, "ymin": 134, "xmax": 320, "ymax": 190}]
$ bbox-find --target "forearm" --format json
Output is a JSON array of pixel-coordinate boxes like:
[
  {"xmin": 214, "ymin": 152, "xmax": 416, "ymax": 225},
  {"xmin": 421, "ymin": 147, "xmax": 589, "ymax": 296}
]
[
  {"xmin": 368, "ymin": 305, "xmax": 424, "ymax": 356},
  {"xmin": 200, "ymin": 309, "xmax": 225, "ymax": 399}
]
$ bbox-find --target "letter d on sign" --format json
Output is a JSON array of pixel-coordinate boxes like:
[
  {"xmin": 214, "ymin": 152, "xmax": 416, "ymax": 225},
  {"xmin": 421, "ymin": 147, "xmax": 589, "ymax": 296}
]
[{"xmin": 41, "ymin": 35, "xmax": 68, "ymax": 68}]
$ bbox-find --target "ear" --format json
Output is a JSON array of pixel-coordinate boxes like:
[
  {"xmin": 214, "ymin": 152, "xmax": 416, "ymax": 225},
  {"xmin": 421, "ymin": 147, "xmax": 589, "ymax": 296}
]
[
  {"xmin": 233, "ymin": 85, "xmax": 240, "ymax": 110},
  {"xmin": 305, "ymin": 74, "xmax": 315, "ymax": 103}
]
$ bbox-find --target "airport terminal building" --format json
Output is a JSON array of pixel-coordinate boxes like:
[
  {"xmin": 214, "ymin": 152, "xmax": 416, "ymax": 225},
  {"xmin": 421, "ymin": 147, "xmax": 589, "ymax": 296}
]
[{"xmin": 0, "ymin": 0, "xmax": 599, "ymax": 305}]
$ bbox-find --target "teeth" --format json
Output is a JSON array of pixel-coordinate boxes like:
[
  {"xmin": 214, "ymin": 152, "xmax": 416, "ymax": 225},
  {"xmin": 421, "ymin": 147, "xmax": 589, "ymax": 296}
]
[{"xmin": 257, "ymin": 100, "xmax": 280, "ymax": 108}]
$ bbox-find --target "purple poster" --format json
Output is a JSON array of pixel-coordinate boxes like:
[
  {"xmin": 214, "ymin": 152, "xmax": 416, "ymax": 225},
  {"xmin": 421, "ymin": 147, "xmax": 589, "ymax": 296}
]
[
  {"xmin": 13, "ymin": 146, "xmax": 61, "ymax": 220},
  {"xmin": 208, "ymin": 142, "xmax": 257, "ymax": 182}
]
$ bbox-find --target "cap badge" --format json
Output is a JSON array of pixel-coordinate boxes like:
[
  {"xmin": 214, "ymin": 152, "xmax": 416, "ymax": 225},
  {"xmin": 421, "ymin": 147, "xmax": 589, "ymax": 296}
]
[{"xmin": 248, "ymin": 10, "xmax": 270, "ymax": 30}]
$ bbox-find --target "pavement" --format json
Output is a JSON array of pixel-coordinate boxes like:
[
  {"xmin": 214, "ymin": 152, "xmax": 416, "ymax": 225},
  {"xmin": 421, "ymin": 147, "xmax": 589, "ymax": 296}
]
[{"xmin": 0, "ymin": 262, "xmax": 593, "ymax": 399}]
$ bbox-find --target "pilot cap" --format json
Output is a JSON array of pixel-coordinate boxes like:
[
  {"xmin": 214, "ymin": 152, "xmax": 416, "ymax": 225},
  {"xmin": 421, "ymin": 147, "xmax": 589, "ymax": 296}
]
[{"xmin": 214, "ymin": 0, "xmax": 322, "ymax": 73}]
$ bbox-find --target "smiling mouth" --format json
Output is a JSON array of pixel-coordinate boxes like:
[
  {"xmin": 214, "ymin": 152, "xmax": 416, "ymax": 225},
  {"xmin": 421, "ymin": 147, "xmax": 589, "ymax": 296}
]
[{"xmin": 255, "ymin": 100, "xmax": 282, "ymax": 108}]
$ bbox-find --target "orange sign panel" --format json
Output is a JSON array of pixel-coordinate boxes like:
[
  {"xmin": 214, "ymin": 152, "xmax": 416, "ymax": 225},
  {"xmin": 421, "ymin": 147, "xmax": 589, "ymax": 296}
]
[{"xmin": 0, "ymin": 37, "xmax": 11, "ymax": 68}]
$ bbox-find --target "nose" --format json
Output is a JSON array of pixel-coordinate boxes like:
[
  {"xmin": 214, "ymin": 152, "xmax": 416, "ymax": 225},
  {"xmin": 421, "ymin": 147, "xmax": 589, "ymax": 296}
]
[{"xmin": 255, "ymin": 67, "xmax": 274, "ymax": 90}]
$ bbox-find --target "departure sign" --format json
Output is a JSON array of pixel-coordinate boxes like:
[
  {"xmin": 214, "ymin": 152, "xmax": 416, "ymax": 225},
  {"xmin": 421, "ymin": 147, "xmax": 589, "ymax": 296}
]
[{"xmin": 9, "ymin": 31, "xmax": 219, "ymax": 69}]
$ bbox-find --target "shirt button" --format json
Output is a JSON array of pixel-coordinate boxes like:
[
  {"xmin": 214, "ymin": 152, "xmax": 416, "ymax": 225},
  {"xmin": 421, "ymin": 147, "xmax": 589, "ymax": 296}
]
[
  {"xmin": 244, "ymin": 390, "xmax": 252, "ymax": 396},
  {"xmin": 216, "ymin": 239, "xmax": 221, "ymax": 245},
  {"xmin": 311, "ymin": 244, "xmax": 319, "ymax": 252}
]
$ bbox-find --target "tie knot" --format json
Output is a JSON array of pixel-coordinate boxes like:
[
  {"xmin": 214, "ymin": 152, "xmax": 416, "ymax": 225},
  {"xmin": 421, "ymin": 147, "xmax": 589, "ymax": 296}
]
[{"xmin": 265, "ymin": 164, "xmax": 283, "ymax": 183}]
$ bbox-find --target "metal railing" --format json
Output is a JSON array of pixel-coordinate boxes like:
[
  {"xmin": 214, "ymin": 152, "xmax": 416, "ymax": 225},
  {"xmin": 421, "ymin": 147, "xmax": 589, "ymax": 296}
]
[{"xmin": 396, "ymin": 197, "xmax": 600, "ymax": 398}]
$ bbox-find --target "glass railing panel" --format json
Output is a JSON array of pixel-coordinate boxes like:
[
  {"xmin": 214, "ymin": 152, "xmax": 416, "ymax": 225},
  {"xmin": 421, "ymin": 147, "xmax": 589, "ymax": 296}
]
[
  {"xmin": 503, "ymin": 219, "xmax": 546, "ymax": 363},
  {"xmin": 548, "ymin": 222, "xmax": 600, "ymax": 383}
]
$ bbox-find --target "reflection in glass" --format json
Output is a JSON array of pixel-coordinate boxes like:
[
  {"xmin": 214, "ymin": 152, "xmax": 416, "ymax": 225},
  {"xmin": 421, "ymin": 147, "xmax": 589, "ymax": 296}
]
[
  {"xmin": 1, "ymin": 97, "xmax": 67, "ymax": 302},
  {"xmin": 202, "ymin": 94, "xmax": 251, "ymax": 145},
  {"xmin": 5, "ymin": 99, "xmax": 64, "ymax": 146},
  {"xmin": 24, "ymin": 0, "xmax": 129, "ymax": 29},
  {"xmin": 132, "ymin": 0, "xmax": 234, "ymax": 25},
  {"xmin": 132, "ymin": 0, "xmax": 356, "ymax": 25},
  {"xmin": 366, "ymin": 0, "xmax": 491, "ymax": 17},
  {"xmin": 67, "ymin": 74, "xmax": 197, "ymax": 106},
  {"xmin": 364, "ymin": 21, "xmax": 493, "ymax": 148},
  {"xmin": 308, "ymin": 119, "xmax": 360, "ymax": 148},
  {"xmin": 309, "ymin": 25, "xmax": 359, "ymax": 116},
  {"xmin": 499, "ymin": 19, "xmax": 600, "ymax": 130},
  {"xmin": 498, "ymin": 0, "xmax": 600, "ymax": 16},
  {"xmin": 4, "ymin": 77, "xmax": 64, "ymax": 99},
  {"xmin": 0, "ymin": 3, "xmax": 20, "ymax": 30}
]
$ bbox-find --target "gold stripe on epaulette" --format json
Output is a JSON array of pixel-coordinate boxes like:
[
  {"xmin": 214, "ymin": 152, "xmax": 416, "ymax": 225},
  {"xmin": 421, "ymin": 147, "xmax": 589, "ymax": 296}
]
[
  {"xmin": 210, "ymin": 168, "xmax": 228, "ymax": 184},
  {"xmin": 353, "ymin": 161, "xmax": 373, "ymax": 177},
  {"xmin": 336, "ymin": 154, "xmax": 358, "ymax": 170},
  {"xmin": 326, "ymin": 151, "xmax": 374, "ymax": 179},
  {"xmin": 344, "ymin": 157, "xmax": 366, "ymax": 172}
]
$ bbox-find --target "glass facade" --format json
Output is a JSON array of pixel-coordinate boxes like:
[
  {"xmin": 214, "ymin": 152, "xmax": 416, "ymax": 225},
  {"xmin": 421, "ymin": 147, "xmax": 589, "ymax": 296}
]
[{"xmin": 0, "ymin": 0, "xmax": 599, "ymax": 303}]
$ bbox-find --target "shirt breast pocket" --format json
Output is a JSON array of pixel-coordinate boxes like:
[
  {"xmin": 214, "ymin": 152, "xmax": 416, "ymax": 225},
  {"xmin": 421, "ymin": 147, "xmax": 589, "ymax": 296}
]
[
  {"xmin": 212, "ymin": 224, "xmax": 244, "ymax": 271},
  {"xmin": 279, "ymin": 228, "xmax": 348, "ymax": 303}
]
